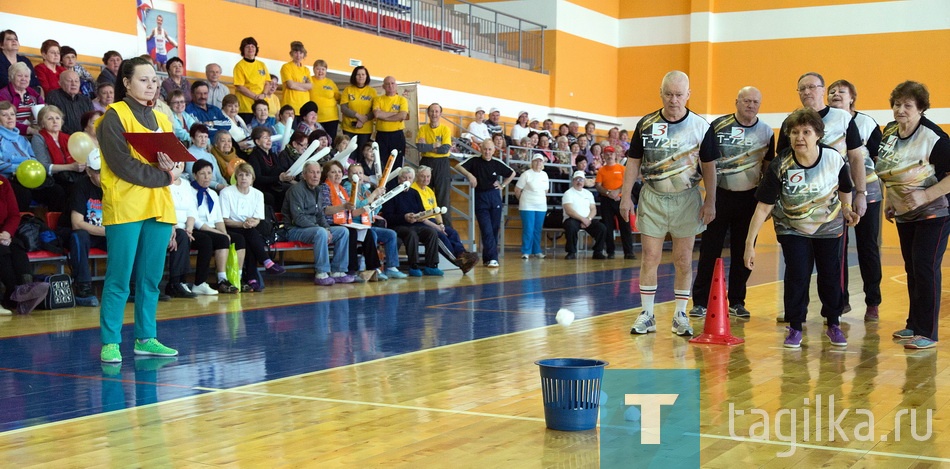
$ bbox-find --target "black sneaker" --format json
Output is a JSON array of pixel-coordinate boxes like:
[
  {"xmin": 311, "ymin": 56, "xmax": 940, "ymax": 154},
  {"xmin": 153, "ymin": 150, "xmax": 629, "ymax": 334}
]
[
  {"xmin": 729, "ymin": 304, "xmax": 751, "ymax": 318},
  {"xmin": 592, "ymin": 252, "xmax": 607, "ymax": 260},
  {"xmin": 216, "ymin": 280, "xmax": 238, "ymax": 294},
  {"xmin": 624, "ymin": 253, "xmax": 636, "ymax": 260},
  {"xmin": 166, "ymin": 282, "xmax": 197, "ymax": 299},
  {"xmin": 564, "ymin": 253, "xmax": 577, "ymax": 260}
]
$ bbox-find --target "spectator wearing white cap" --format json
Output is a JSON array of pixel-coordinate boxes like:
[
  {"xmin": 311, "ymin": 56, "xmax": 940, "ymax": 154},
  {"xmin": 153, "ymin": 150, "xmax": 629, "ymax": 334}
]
[
  {"xmin": 467, "ymin": 107, "xmax": 490, "ymax": 143},
  {"xmin": 511, "ymin": 110, "xmax": 530, "ymax": 143},
  {"xmin": 562, "ymin": 170, "xmax": 607, "ymax": 259},
  {"xmin": 514, "ymin": 153, "xmax": 549, "ymax": 258}
]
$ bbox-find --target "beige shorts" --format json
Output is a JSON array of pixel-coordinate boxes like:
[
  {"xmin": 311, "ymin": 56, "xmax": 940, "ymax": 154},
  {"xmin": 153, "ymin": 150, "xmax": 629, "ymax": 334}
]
[{"xmin": 637, "ymin": 185, "xmax": 706, "ymax": 239}]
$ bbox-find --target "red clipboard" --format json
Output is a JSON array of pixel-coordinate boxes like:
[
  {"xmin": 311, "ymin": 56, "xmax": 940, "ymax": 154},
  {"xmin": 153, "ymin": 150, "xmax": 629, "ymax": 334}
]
[{"xmin": 122, "ymin": 132, "xmax": 197, "ymax": 163}]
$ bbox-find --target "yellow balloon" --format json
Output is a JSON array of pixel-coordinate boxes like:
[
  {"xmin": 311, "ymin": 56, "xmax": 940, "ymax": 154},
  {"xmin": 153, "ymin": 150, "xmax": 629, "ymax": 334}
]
[
  {"xmin": 68, "ymin": 132, "xmax": 96, "ymax": 164},
  {"xmin": 16, "ymin": 160, "xmax": 46, "ymax": 189}
]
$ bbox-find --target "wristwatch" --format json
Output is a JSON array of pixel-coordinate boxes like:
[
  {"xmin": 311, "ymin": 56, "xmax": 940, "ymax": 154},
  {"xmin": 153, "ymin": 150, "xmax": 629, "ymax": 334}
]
[{"xmin": 856, "ymin": 190, "xmax": 868, "ymax": 196}]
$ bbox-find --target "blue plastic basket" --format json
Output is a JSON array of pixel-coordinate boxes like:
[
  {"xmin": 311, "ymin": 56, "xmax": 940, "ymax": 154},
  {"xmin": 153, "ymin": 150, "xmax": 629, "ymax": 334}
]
[{"xmin": 536, "ymin": 358, "xmax": 608, "ymax": 431}]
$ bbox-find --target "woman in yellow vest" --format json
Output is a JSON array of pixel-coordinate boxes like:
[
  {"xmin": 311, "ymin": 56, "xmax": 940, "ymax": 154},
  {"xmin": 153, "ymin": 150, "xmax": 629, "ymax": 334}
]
[
  {"xmin": 319, "ymin": 160, "xmax": 381, "ymax": 281},
  {"xmin": 96, "ymin": 56, "xmax": 182, "ymax": 364}
]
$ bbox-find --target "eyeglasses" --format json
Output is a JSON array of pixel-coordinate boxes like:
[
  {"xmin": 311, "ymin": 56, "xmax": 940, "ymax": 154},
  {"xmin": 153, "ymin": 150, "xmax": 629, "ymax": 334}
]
[
  {"xmin": 797, "ymin": 84, "xmax": 823, "ymax": 93},
  {"xmin": 170, "ymin": 100, "xmax": 185, "ymax": 105}
]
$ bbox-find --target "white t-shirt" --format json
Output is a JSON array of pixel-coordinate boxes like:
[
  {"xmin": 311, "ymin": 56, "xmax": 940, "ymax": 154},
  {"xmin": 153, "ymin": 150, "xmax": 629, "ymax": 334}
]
[
  {"xmin": 561, "ymin": 187, "xmax": 594, "ymax": 220},
  {"xmin": 168, "ymin": 180, "xmax": 199, "ymax": 230},
  {"xmin": 515, "ymin": 169, "xmax": 549, "ymax": 212},
  {"xmin": 195, "ymin": 187, "xmax": 223, "ymax": 228},
  {"xmin": 511, "ymin": 124, "xmax": 530, "ymax": 144},
  {"xmin": 219, "ymin": 185, "xmax": 265, "ymax": 223},
  {"xmin": 468, "ymin": 121, "xmax": 490, "ymax": 142}
]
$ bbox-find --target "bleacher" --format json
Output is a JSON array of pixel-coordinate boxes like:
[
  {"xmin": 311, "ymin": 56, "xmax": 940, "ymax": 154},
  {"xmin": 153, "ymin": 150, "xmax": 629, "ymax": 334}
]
[{"xmin": 273, "ymin": 0, "xmax": 466, "ymax": 52}]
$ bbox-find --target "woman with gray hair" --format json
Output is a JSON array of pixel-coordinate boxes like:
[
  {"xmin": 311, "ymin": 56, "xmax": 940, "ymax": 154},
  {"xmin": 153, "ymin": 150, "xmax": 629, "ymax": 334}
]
[{"xmin": 0, "ymin": 62, "xmax": 44, "ymax": 136}]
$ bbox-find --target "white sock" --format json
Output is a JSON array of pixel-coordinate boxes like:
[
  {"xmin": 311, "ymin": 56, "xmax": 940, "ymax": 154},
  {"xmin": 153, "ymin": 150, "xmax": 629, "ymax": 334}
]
[
  {"xmin": 217, "ymin": 272, "xmax": 228, "ymax": 283},
  {"xmin": 640, "ymin": 285, "xmax": 657, "ymax": 316},
  {"xmin": 674, "ymin": 290, "xmax": 690, "ymax": 316}
]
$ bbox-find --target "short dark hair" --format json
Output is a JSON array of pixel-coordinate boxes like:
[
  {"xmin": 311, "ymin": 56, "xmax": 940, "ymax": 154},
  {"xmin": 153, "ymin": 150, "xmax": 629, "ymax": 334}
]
[
  {"xmin": 166, "ymin": 56, "xmax": 184, "ymax": 69},
  {"xmin": 0, "ymin": 30, "xmax": 17, "ymax": 43},
  {"xmin": 252, "ymin": 99, "xmax": 269, "ymax": 113},
  {"xmin": 191, "ymin": 80, "xmax": 209, "ymax": 94},
  {"xmin": 189, "ymin": 123, "xmax": 210, "ymax": 139},
  {"xmin": 60, "ymin": 45, "xmax": 77, "ymax": 57},
  {"xmin": 81, "ymin": 110, "xmax": 103, "ymax": 130},
  {"xmin": 239, "ymin": 37, "xmax": 259, "ymax": 55},
  {"xmin": 889, "ymin": 81, "xmax": 930, "ymax": 113},
  {"xmin": 349, "ymin": 65, "xmax": 370, "ymax": 87},
  {"xmin": 102, "ymin": 50, "xmax": 121, "ymax": 64},
  {"xmin": 250, "ymin": 126, "xmax": 272, "ymax": 141},
  {"xmin": 192, "ymin": 158, "xmax": 213, "ymax": 175},
  {"xmin": 783, "ymin": 107, "xmax": 825, "ymax": 140},
  {"xmin": 289, "ymin": 131, "xmax": 308, "ymax": 146},
  {"xmin": 308, "ymin": 129, "xmax": 329, "ymax": 143},
  {"xmin": 278, "ymin": 104, "xmax": 295, "ymax": 117},
  {"xmin": 574, "ymin": 155, "xmax": 587, "ymax": 165}
]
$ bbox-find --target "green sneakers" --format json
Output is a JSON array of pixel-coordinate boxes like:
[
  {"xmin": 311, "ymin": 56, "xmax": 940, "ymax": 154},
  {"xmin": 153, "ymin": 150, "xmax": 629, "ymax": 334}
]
[
  {"xmin": 100, "ymin": 343, "xmax": 122, "ymax": 363},
  {"xmin": 133, "ymin": 338, "xmax": 179, "ymax": 357}
]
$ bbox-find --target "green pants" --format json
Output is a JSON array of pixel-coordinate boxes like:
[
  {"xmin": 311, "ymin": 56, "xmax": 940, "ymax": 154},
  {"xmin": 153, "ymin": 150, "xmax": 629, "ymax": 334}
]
[{"xmin": 100, "ymin": 218, "xmax": 173, "ymax": 344}]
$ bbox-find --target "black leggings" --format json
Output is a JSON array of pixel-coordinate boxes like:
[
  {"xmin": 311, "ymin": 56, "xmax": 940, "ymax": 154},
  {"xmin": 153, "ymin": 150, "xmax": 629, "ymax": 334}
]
[
  {"xmin": 0, "ymin": 239, "xmax": 31, "ymax": 306},
  {"xmin": 191, "ymin": 229, "xmax": 244, "ymax": 284},
  {"xmin": 227, "ymin": 225, "xmax": 270, "ymax": 277}
]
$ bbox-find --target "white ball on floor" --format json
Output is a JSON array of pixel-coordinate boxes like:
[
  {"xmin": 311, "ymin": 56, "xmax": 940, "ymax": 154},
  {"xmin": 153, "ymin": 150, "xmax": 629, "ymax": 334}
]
[{"xmin": 555, "ymin": 308, "xmax": 575, "ymax": 326}]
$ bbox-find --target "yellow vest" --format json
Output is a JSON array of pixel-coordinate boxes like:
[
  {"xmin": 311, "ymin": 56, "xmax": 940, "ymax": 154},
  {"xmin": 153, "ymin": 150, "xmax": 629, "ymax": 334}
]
[{"xmin": 98, "ymin": 101, "xmax": 177, "ymax": 226}]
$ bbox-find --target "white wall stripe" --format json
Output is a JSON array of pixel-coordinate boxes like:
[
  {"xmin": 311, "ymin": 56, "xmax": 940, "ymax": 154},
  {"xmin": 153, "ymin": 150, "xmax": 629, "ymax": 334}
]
[{"xmin": 481, "ymin": 0, "xmax": 949, "ymax": 48}]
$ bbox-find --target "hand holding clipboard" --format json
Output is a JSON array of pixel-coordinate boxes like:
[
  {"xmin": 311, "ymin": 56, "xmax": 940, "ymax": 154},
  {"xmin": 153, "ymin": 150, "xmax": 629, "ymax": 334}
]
[{"xmin": 122, "ymin": 132, "xmax": 198, "ymax": 164}]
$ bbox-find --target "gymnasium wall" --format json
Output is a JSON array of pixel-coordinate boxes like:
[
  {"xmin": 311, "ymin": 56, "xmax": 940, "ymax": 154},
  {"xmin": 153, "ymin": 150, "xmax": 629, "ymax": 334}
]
[{"xmin": 5, "ymin": 0, "xmax": 949, "ymax": 248}]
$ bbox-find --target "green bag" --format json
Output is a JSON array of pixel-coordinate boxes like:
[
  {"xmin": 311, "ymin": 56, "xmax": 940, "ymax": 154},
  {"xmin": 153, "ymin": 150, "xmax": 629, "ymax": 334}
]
[{"xmin": 226, "ymin": 243, "xmax": 241, "ymax": 288}]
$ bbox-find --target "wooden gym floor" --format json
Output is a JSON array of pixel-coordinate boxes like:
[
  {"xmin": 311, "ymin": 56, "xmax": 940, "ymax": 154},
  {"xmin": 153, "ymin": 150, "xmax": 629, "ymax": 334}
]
[{"xmin": 0, "ymin": 245, "xmax": 948, "ymax": 468}]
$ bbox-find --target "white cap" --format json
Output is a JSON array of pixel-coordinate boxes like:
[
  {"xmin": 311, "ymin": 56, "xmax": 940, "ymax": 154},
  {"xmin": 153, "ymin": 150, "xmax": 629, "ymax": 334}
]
[
  {"xmin": 87, "ymin": 148, "xmax": 101, "ymax": 171},
  {"xmin": 475, "ymin": 106, "xmax": 485, "ymax": 113},
  {"xmin": 571, "ymin": 170, "xmax": 586, "ymax": 180},
  {"xmin": 518, "ymin": 110, "xmax": 528, "ymax": 117},
  {"xmin": 531, "ymin": 154, "xmax": 545, "ymax": 161},
  {"xmin": 489, "ymin": 107, "xmax": 500, "ymax": 114}
]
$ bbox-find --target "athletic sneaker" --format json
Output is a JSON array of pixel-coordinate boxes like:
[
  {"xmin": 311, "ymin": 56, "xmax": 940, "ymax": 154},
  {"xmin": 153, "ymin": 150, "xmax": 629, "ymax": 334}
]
[
  {"xmin": 630, "ymin": 312, "xmax": 656, "ymax": 334},
  {"xmin": 0, "ymin": 304, "xmax": 11, "ymax": 315},
  {"xmin": 265, "ymin": 263, "xmax": 286, "ymax": 275},
  {"xmin": 191, "ymin": 282, "xmax": 219, "ymax": 296},
  {"xmin": 246, "ymin": 279, "xmax": 263, "ymax": 292},
  {"xmin": 385, "ymin": 267, "xmax": 408, "ymax": 279},
  {"xmin": 100, "ymin": 343, "xmax": 122, "ymax": 363},
  {"xmin": 167, "ymin": 282, "xmax": 197, "ymax": 299},
  {"xmin": 133, "ymin": 338, "xmax": 178, "ymax": 357},
  {"xmin": 422, "ymin": 267, "xmax": 444, "ymax": 276},
  {"xmin": 672, "ymin": 312, "xmax": 693, "ymax": 336},
  {"xmin": 522, "ymin": 254, "xmax": 530, "ymax": 259},
  {"xmin": 535, "ymin": 253, "xmax": 546, "ymax": 259},
  {"xmin": 314, "ymin": 275, "xmax": 335, "ymax": 286},
  {"xmin": 826, "ymin": 325, "xmax": 847, "ymax": 346},
  {"xmin": 864, "ymin": 305, "xmax": 879, "ymax": 322},
  {"xmin": 486, "ymin": 260, "xmax": 499, "ymax": 268},
  {"xmin": 688, "ymin": 305, "xmax": 707, "ymax": 318},
  {"xmin": 729, "ymin": 304, "xmax": 751, "ymax": 318},
  {"xmin": 904, "ymin": 336, "xmax": 937, "ymax": 349},
  {"xmin": 377, "ymin": 270, "xmax": 389, "ymax": 281},
  {"xmin": 893, "ymin": 328, "xmax": 915, "ymax": 339},
  {"xmin": 784, "ymin": 327, "xmax": 803, "ymax": 348},
  {"xmin": 215, "ymin": 280, "xmax": 239, "ymax": 294},
  {"xmin": 331, "ymin": 273, "xmax": 356, "ymax": 284},
  {"xmin": 408, "ymin": 268, "xmax": 423, "ymax": 277}
]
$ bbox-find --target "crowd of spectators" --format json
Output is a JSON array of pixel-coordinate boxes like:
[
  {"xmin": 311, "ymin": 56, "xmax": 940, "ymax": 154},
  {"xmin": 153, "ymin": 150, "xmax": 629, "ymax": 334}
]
[{"xmin": 0, "ymin": 30, "xmax": 630, "ymax": 313}]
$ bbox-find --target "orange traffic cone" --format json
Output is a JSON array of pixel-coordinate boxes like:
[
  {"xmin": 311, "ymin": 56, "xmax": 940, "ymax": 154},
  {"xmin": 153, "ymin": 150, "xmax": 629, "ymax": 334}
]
[{"xmin": 690, "ymin": 258, "xmax": 744, "ymax": 345}]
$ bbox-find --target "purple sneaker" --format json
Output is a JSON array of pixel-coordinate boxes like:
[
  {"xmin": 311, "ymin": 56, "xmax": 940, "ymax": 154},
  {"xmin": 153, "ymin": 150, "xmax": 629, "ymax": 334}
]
[
  {"xmin": 314, "ymin": 275, "xmax": 336, "ymax": 286},
  {"xmin": 826, "ymin": 324, "xmax": 847, "ymax": 346},
  {"xmin": 784, "ymin": 327, "xmax": 802, "ymax": 348},
  {"xmin": 332, "ymin": 274, "xmax": 356, "ymax": 284},
  {"xmin": 266, "ymin": 263, "xmax": 286, "ymax": 275}
]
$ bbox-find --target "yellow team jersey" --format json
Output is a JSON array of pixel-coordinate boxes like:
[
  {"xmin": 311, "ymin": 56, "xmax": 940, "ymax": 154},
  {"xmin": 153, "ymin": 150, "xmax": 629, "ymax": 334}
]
[
  {"xmin": 265, "ymin": 94, "xmax": 280, "ymax": 118},
  {"xmin": 412, "ymin": 183, "xmax": 438, "ymax": 211},
  {"xmin": 340, "ymin": 85, "xmax": 377, "ymax": 135},
  {"xmin": 310, "ymin": 77, "xmax": 341, "ymax": 123},
  {"xmin": 372, "ymin": 94, "xmax": 408, "ymax": 133},
  {"xmin": 233, "ymin": 59, "xmax": 270, "ymax": 113},
  {"xmin": 98, "ymin": 101, "xmax": 176, "ymax": 226},
  {"xmin": 418, "ymin": 123, "xmax": 452, "ymax": 158},
  {"xmin": 280, "ymin": 61, "xmax": 311, "ymax": 114}
]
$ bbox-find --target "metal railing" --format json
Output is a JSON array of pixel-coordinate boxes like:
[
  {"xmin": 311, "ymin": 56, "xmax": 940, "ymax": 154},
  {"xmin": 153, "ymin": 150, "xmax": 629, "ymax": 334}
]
[{"xmin": 262, "ymin": 0, "xmax": 546, "ymax": 73}]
